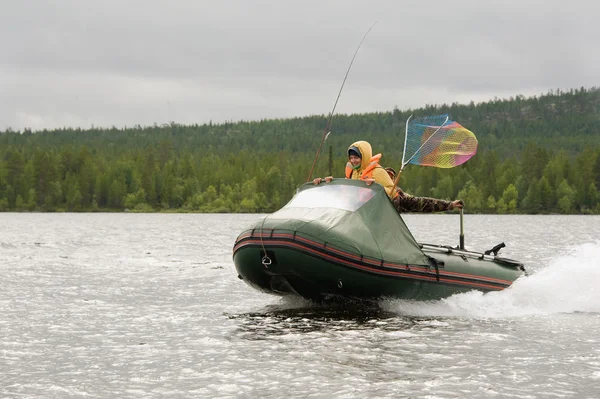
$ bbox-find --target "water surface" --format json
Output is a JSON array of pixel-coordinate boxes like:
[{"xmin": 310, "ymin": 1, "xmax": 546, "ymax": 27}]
[{"xmin": 1, "ymin": 213, "xmax": 599, "ymax": 398}]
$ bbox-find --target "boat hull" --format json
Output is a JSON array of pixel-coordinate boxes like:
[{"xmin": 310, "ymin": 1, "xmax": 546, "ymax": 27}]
[{"xmin": 233, "ymin": 230, "xmax": 525, "ymax": 301}]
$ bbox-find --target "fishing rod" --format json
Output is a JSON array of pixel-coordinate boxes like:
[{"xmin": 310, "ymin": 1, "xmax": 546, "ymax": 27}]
[{"xmin": 306, "ymin": 22, "xmax": 377, "ymax": 182}]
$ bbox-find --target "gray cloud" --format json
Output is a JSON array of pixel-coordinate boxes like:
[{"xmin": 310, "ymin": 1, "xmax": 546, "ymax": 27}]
[{"xmin": 1, "ymin": 0, "xmax": 598, "ymax": 131}]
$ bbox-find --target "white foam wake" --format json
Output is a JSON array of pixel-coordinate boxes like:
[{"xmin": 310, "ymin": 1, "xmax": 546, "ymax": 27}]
[{"xmin": 382, "ymin": 242, "xmax": 600, "ymax": 318}]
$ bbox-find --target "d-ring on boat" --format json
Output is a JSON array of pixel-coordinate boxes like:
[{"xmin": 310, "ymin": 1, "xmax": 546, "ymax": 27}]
[{"xmin": 233, "ymin": 179, "xmax": 525, "ymax": 301}]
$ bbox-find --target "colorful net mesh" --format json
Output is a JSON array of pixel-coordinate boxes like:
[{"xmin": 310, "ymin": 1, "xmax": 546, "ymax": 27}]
[{"xmin": 404, "ymin": 115, "xmax": 478, "ymax": 168}]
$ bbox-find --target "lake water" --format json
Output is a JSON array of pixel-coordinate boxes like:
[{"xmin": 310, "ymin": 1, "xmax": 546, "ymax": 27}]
[{"xmin": 1, "ymin": 213, "xmax": 599, "ymax": 398}]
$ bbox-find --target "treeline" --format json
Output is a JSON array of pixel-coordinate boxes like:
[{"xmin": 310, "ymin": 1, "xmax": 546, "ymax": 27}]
[{"xmin": 0, "ymin": 87, "xmax": 599, "ymax": 214}]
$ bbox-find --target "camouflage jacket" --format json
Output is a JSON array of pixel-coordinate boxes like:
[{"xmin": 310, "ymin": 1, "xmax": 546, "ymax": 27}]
[{"xmin": 392, "ymin": 188, "xmax": 453, "ymax": 213}]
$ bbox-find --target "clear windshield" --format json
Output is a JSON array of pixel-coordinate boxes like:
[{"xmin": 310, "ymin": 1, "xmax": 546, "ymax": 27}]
[{"xmin": 285, "ymin": 184, "xmax": 376, "ymax": 212}]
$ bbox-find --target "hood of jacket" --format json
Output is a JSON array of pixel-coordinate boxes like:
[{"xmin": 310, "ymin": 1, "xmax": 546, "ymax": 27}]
[{"xmin": 348, "ymin": 140, "xmax": 374, "ymax": 171}]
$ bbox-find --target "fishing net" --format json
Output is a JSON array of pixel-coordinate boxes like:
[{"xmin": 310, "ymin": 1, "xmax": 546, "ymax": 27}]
[{"xmin": 403, "ymin": 114, "xmax": 478, "ymax": 169}]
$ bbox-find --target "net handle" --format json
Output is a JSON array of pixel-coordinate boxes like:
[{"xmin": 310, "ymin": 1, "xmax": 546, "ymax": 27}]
[{"xmin": 400, "ymin": 114, "xmax": 412, "ymax": 169}]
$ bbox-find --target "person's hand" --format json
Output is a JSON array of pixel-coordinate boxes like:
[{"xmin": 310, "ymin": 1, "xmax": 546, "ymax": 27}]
[
  {"xmin": 314, "ymin": 177, "xmax": 333, "ymax": 185},
  {"xmin": 363, "ymin": 178, "xmax": 375, "ymax": 186},
  {"xmin": 450, "ymin": 200, "xmax": 464, "ymax": 210}
]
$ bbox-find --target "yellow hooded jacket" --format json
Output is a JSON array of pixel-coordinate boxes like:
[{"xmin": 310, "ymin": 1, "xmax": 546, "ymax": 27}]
[{"xmin": 346, "ymin": 141, "xmax": 397, "ymax": 199}]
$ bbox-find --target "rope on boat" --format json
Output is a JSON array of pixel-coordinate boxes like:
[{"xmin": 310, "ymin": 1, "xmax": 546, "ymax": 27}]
[{"xmin": 259, "ymin": 216, "xmax": 271, "ymax": 268}]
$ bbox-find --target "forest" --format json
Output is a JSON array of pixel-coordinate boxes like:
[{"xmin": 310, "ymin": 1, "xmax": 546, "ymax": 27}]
[{"xmin": 0, "ymin": 87, "xmax": 599, "ymax": 214}]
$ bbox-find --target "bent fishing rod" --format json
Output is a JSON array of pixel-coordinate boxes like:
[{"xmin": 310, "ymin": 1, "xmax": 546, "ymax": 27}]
[{"xmin": 306, "ymin": 22, "xmax": 377, "ymax": 182}]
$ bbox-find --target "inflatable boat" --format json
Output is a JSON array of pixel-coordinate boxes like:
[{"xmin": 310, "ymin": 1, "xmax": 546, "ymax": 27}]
[{"xmin": 233, "ymin": 179, "xmax": 525, "ymax": 301}]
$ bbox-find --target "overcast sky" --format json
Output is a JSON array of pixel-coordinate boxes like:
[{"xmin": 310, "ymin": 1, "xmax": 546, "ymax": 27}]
[{"xmin": 1, "ymin": 0, "xmax": 598, "ymax": 131}]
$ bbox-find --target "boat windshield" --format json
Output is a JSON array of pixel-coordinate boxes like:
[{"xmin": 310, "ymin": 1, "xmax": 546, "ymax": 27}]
[{"xmin": 285, "ymin": 184, "xmax": 376, "ymax": 212}]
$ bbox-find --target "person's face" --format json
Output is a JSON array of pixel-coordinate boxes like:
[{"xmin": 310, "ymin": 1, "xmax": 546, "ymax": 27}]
[{"xmin": 349, "ymin": 154, "xmax": 361, "ymax": 167}]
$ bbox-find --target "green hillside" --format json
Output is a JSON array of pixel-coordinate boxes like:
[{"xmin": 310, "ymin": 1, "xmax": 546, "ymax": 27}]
[{"xmin": 1, "ymin": 87, "xmax": 599, "ymax": 214}]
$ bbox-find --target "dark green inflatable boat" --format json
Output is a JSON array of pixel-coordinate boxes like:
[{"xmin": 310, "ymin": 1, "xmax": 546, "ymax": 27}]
[{"xmin": 233, "ymin": 179, "xmax": 525, "ymax": 301}]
